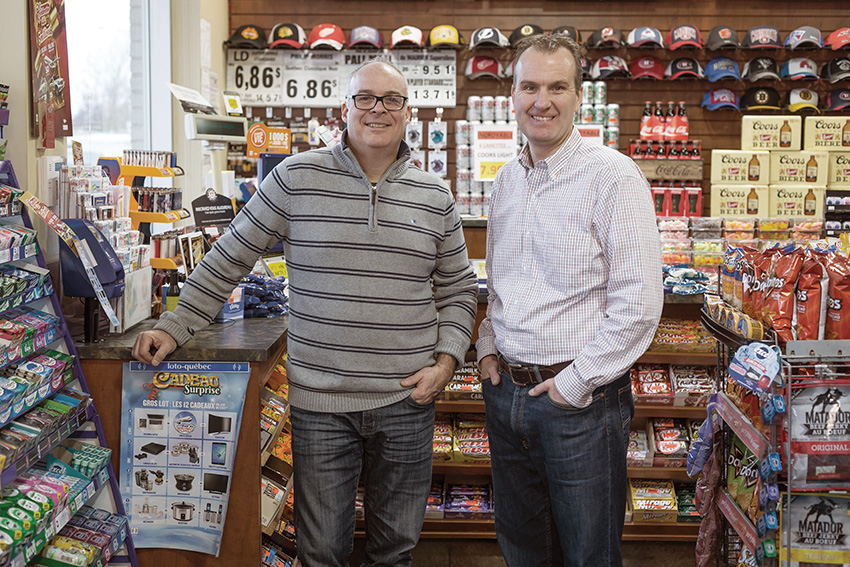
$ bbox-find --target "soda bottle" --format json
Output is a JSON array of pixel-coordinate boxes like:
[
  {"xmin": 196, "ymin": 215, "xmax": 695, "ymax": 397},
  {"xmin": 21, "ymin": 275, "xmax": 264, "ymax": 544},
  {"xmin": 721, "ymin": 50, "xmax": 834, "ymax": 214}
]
[
  {"xmin": 651, "ymin": 101, "xmax": 665, "ymax": 140},
  {"xmin": 639, "ymin": 101, "xmax": 653, "ymax": 140},
  {"xmin": 675, "ymin": 101, "xmax": 689, "ymax": 141},
  {"xmin": 663, "ymin": 101, "xmax": 675, "ymax": 139}
]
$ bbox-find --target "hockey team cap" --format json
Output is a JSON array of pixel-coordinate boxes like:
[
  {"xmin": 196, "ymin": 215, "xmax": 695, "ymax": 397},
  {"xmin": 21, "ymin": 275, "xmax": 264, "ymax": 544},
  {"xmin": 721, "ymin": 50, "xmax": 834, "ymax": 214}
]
[
  {"xmin": 742, "ymin": 57, "xmax": 781, "ymax": 81},
  {"xmin": 590, "ymin": 56, "xmax": 629, "ymax": 79},
  {"xmin": 701, "ymin": 88, "xmax": 740, "ymax": 111},
  {"xmin": 667, "ymin": 25, "xmax": 703, "ymax": 50},
  {"xmin": 827, "ymin": 88, "xmax": 850, "ymax": 110},
  {"xmin": 580, "ymin": 56, "xmax": 591, "ymax": 78},
  {"xmin": 347, "ymin": 26, "xmax": 383, "ymax": 49},
  {"xmin": 784, "ymin": 26, "xmax": 823, "ymax": 50},
  {"xmin": 743, "ymin": 26, "xmax": 782, "ymax": 49},
  {"xmin": 826, "ymin": 27, "xmax": 850, "ymax": 50},
  {"xmin": 427, "ymin": 25, "xmax": 463, "ymax": 48},
  {"xmin": 741, "ymin": 87, "xmax": 781, "ymax": 110},
  {"xmin": 705, "ymin": 57, "xmax": 741, "ymax": 82},
  {"xmin": 627, "ymin": 26, "xmax": 664, "ymax": 48},
  {"xmin": 269, "ymin": 23, "xmax": 306, "ymax": 49},
  {"xmin": 787, "ymin": 88, "xmax": 820, "ymax": 113},
  {"xmin": 510, "ymin": 24, "xmax": 544, "ymax": 48},
  {"xmin": 391, "ymin": 26, "xmax": 425, "ymax": 48},
  {"xmin": 821, "ymin": 57, "xmax": 850, "ymax": 83},
  {"xmin": 587, "ymin": 27, "xmax": 625, "ymax": 49},
  {"xmin": 308, "ymin": 23, "xmax": 345, "ymax": 50},
  {"xmin": 665, "ymin": 58, "xmax": 704, "ymax": 80},
  {"xmin": 781, "ymin": 57, "xmax": 818, "ymax": 80},
  {"xmin": 552, "ymin": 26, "xmax": 581, "ymax": 43},
  {"xmin": 469, "ymin": 27, "xmax": 510, "ymax": 49},
  {"xmin": 629, "ymin": 56, "xmax": 664, "ymax": 79},
  {"xmin": 707, "ymin": 26, "xmax": 740, "ymax": 50},
  {"xmin": 227, "ymin": 24, "xmax": 266, "ymax": 49},
  {"xmin": 465, "ymin": 56, "xmax": 503, "ymax": 79}
]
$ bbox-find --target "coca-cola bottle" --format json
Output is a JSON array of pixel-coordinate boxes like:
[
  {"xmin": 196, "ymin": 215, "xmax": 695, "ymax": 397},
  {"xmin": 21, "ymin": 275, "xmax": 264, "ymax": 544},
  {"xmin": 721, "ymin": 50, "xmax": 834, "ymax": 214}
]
[
  {"xmin": 676, "ymin": 101, "xmax": 689, "ymax": 141},
  {"xmin": 663, "ymin": 101, "xmax": 675, "ymax": 139},
  {"xmin": 651, "ymin": 100, "xmax": 665, "ymax": 141},
  {"xmin": 639, "ymin": 101, "xmax": 653, "ymax": 140}
]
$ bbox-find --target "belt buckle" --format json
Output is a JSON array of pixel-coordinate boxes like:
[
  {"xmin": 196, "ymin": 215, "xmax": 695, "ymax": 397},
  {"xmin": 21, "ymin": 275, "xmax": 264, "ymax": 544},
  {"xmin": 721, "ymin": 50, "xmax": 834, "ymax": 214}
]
[{"xmin": 512, "ymin": 364, "xmax": 539, "ymax": 387}]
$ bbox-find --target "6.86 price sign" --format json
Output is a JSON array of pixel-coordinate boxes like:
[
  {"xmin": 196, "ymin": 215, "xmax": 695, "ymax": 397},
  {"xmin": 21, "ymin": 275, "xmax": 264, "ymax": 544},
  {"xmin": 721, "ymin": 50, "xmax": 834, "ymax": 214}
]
[{"xmin": 226, "ymin": 50, "xmax": 284, "ymax": 105}]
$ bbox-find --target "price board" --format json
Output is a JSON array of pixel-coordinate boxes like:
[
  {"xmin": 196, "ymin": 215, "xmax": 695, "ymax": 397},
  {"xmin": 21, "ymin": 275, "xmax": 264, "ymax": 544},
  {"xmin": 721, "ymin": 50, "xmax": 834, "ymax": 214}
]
[
  {"xmin": 473, "ymin": 123, "xmax": 518, "ymax": 181},
  {"xmin": 393, "ymin": 52, "xmax": 456, "ymax": 108},
  {"xmin": 226, "ymin": 49, "xmax": 285, "ymax": 106},
  {"xmin": 282, "ymin": 51, "xmax": 342, "ymax": 108}
]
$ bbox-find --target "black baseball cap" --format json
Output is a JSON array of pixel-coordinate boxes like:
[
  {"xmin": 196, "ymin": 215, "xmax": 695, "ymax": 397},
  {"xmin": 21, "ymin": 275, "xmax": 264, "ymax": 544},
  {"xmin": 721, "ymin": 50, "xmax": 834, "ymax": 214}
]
[
  {"xmin": 667, "ymin": 25, "xmax": 703, "ymax": 50},
  {"xmin": 510, "ymin": 24, "xmax": 544, "ymax": 48},
  {"xmin": 742, "ymin": 26, "xmax": 782, "ymax": 49},
  {"xmin": 707, "ymin": 26, "xmax": 740, "ymax": 50},
  {"xmin": 741, "ymin": 87, "xmax": 781, "ymax": 110},
  {"xmin": 552, "ymin": 26, "xmax": 581, "ymax": 44},
  {"xmin": 587, "ymin": 27, "xmax": 625, "ymax": 48},
  {"xmin": 821, "ymin": 57, "xmax": 850, "ymax": 84},
  {"xmin": 742, "ymin": 57, "xmax": 781, "ymax": 81},
  {"xmin": 227, "ymin": 24, "xmax": 266, "ymax": 49},
  {"xmin": 826, "ymin": 88, "xmax": 850, "ymax": 110},
  {"xmin": 580, "ymin": 56, "xmax": 591, "ymax": 78}
]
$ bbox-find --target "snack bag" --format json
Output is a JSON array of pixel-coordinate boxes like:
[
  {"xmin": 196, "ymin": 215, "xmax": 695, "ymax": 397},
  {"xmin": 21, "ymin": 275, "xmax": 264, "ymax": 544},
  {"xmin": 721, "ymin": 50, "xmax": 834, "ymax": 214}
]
[
  {"xmin": 795, "ymin": 248, "xmax": 830, "ymax": 341},
  {"xmin": 762, "ymin": 246, "xmax": 803, "ymax": 344},
  {"xmin": 739, "ymin": 247, "xmax": 760, "ymax": 318},
  {"xmin": 825, "ymin": 252, "xmax": 850, "ymax": 340}
]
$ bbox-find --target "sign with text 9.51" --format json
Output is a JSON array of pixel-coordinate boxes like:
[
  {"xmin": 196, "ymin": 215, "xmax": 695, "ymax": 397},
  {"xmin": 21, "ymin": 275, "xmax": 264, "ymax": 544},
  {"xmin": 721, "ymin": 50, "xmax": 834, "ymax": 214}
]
[{"xmin": 225, "ymin": 50, "xmax": 284, "ymax": 105}]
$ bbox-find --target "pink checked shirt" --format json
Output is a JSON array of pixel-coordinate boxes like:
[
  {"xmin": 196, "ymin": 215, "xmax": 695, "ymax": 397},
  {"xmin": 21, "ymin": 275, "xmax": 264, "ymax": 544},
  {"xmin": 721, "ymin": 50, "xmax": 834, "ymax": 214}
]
[{"xmin": 476, "ymin": 127, "xmax": 663, "ymax": 408}]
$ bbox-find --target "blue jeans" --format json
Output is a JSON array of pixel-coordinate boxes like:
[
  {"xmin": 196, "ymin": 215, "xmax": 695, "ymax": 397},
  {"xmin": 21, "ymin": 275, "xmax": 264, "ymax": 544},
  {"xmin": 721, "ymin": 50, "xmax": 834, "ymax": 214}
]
[
  {"xmin": 290, "ymin": 397, "xmax": 435, "ymax": 567},
  {"xmin": 483, "ymin": 371, "xmax": 633, "ymax": 567}
]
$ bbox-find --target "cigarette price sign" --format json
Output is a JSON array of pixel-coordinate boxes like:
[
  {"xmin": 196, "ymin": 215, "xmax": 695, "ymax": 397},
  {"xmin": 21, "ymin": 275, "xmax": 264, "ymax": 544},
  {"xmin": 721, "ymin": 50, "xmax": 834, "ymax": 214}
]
[
  {"xmin": 281, "ymin": 51, "xmax": 341, "ymax": 108},
  {"xmin": 225, "ymin": 50, "xmax": 284, "ymax": 105},
  {"xmin": 473, "ymin": 123, "xmax": 518, "ymax": 181},
  {"xmin": 394, "ymin": 52, "xmax": 456, "ymax": 108}
]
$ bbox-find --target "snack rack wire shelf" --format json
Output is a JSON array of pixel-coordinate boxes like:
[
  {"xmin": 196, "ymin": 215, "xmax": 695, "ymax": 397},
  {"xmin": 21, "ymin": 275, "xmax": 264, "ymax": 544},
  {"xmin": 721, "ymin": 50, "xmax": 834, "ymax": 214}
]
[{"xmin": 0, "ymin": 159, "xmax": 138, "ymax": 567}]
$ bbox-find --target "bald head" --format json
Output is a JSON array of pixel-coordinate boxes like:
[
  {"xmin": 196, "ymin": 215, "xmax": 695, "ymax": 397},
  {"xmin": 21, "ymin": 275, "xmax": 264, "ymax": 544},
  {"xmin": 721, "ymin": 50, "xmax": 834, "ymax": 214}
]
[{"xmin": 346, "ymin": 60, "xmax": 408, "ymax": 98}]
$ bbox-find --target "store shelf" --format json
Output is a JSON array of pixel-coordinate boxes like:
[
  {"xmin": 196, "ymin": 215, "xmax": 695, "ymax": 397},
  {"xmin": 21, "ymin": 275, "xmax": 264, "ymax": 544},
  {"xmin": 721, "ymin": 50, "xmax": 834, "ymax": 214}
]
[
  {"xmin": 0, "ymin": 278, "xmax": 53, "ymax": 315},
  {"xmin": 432, "ymin": 461, "xmax": 491, "ymax": 475},
  {"xmin": 663, "ymin": 293, "xmax": 704, "ymax": 305},
  {"xmin": 634, "ymin": 159, "xmax": 704, "ymax": 181},
  {"xmin": 129, "ymin": 208, "xmax": 190, "ymax": 224},
  {"xmin": 634, "ymin": 405, "xmax": 707, "ymax": 419},
  {"xmin": 637, "ymin": 350, "xmax": 716, "ymax": 365},
  {"xmin": 622, "ymin": 521, "xmax": 700, "ymax": 542},
  {"xmin": 0, "ymin": 242, "xmax": 39, "ymax": 265},
  {"xmin": 627, "ymin": 467, "xmax": 692, "ymax": 480},
  {"xmin": 460, "ymin": 217, "xmax": 488, "ymax": 228},
  {"xmin": 716, "ymin": 488, "xmax": 758, "ymax": 555},
  {"xmin": 149, "ymin": 256, "xmax": 182, "ymax": 270},
  {"xmin": 435, "ymin": 400, "xmax": 485, "ymax": 413},
  {"xmin": 715, "ymin": 392, "xmax": 770, "ymax": 459}
]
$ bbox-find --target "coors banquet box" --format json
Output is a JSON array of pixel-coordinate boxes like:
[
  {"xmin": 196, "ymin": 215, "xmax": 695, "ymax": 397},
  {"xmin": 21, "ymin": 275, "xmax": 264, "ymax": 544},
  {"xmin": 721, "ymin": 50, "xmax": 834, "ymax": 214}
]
[
  {"xmin": 710, "ymin": 185, "xmax": 768, "ymax": 217},
  {"xmin": 804, "ymin": 116, "xmax": 850, "ymax": 151},
  {"xmin": 769, "ymin": 151, "xmax": 829, "ymax": 185},
  {"xmin": 710, "ymin": 150, "xmax": 769, "ymax": 185},
  {"xmin": 768, "ymin": 185, "xmax": 825, "ymax": 218},
  {"xmin": 741, "ymin": 115, "xmax": 802, "ymax": 150},
  {"xmin": 827, "ymin": 152, "xmax": 850, "ymax": 187}
]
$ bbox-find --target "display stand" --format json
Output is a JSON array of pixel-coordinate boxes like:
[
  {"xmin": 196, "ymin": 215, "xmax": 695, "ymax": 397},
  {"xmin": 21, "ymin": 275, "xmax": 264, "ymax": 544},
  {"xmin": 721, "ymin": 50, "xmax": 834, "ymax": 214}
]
[{"xmin": 0, "ymin": 160, "xmax": 139, "ymax": 566}]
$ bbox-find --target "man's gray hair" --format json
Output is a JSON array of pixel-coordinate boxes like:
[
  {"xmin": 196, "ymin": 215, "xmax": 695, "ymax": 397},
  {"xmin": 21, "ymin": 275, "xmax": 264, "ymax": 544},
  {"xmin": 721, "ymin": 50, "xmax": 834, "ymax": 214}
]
[
  {"xmin": 345, "ymin": 57, "xmax": 408, "ymax": 97},
  {"xmin": 513, "ymin": 34, "xmax": 585, "ymax": 93}
]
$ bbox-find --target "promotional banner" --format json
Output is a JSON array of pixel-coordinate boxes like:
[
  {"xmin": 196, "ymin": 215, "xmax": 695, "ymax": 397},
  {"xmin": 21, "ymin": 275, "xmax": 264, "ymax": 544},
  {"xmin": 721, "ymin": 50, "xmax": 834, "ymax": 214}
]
[
  {"xmin": 29, "ymin": 0, "xmax": 73, "ymax": 143},
  {"xmin": 472, "ymin": 123, "xmax": 518, "ymax": 181},
  {"xmin": 120, "ymin": 362, "xmax": 251, "ymax": 556}
]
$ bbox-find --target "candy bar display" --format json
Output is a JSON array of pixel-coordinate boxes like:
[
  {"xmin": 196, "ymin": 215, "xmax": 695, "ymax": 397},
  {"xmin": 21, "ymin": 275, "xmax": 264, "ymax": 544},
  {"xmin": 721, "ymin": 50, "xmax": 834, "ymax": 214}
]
[
  {"xmin": 433, "ymin": 415, "xmax": 453, "ymax": 462},
  {"xmin": 452, "ymin": 414, "xmax": 490, "ymax": 463},
  {"xmin": 443, "ymin": 361, "xmax": 482, "ymax": 400},
  {"xmin": 628, "ymin": 479, "xmax": 677, "ymax": 522},
  {"xmin": 650, "ymin": 318, "xmax": 716, "ymax": 353},
  {"xmin": 424, "ymin": 481, "xmax": 445, "ymax": 520},
  {"xmin": 443, "ymin": 482, "xmax": 492, "ymax": 519},
  {"xmin": 674, "ymin": 482, "xmax": 701, "ymax": 523}
]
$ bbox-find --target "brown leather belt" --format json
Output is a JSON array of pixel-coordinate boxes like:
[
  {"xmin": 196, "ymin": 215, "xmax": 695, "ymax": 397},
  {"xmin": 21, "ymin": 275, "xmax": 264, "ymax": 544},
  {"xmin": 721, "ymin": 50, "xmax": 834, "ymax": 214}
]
[{"xmin": 498, "ymin": 355, "xmax": 573, "ymax": 386}]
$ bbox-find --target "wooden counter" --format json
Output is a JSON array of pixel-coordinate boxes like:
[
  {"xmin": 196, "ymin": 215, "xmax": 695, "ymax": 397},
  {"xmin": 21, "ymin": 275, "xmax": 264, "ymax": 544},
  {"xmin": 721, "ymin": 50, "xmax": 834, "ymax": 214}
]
[{"xmin": 76, "ymin": 316, "xmax": 288, "ymax": 567}]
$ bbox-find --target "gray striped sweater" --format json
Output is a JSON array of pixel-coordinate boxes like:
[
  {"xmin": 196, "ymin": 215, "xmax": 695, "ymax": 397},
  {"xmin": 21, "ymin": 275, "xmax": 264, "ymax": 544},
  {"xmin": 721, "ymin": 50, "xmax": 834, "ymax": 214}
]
[{"xmin": 156, "ymin": 133, "xmax": 478, "ymax": 412}]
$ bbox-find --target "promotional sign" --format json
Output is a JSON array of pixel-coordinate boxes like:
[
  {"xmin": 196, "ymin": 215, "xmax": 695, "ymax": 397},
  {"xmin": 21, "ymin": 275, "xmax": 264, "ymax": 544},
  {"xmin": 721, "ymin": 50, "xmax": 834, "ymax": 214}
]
[
  {"xmin": 192, "ymin": 189, "xmax": 236, "ymax": 227},
  {"xmin": 120, "ymin": 362, "xmax": 250, "ymax": 556},
  {"xmin": 29, "ymin": 0, "xmax": 73, "ymax": 142},
  {"xmin": 247, "ymin": 122, "xmax": 291, "ymax": 158},
  {"xmin": 472, "ymin": 123, "xmax": 518, "ymax": 181},
  {"xmin": 395, "ymin": 52, "xmax": 457, "ymax": 108},
  {"xmin": 281, "ymin": 51, "xmax": 342, "ymax": 108},
  {"xmin": 225, "ymin": 50, "xmax": 285, "ymax": 106}
]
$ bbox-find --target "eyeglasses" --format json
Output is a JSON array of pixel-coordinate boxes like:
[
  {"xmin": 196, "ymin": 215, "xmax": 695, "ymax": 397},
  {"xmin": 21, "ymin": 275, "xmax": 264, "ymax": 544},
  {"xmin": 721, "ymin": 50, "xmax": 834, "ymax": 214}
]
[{"xmin": 347, "ymin": 94, "xmax": 408, "ymax": 111}]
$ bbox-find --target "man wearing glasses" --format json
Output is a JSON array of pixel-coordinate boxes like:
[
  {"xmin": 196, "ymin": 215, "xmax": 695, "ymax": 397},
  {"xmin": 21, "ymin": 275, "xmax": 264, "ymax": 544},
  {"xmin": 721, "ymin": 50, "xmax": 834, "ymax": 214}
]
[{"xmin": 133, "ymin": 60, "xmax": 477, "ymax": 566}]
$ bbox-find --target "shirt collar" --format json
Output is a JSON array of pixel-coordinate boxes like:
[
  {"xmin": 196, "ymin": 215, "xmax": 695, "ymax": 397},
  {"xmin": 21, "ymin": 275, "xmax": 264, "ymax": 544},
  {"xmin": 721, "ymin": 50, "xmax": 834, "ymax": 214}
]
[{"xmin": 518, "ymin": 126, "xmax": 581, "ymax": 177}]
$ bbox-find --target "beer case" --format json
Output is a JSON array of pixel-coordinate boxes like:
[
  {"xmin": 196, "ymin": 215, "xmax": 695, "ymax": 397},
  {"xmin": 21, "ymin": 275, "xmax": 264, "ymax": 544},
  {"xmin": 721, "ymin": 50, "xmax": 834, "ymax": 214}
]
[
  {"xmin": 767, "ymin": 185, "xmax": 825, "ymax": 218},
  {"xmin": 768, "ymin": 151, "xmax": 829, "ymax": 185},
  {"xmin": 826, "ymin": 152, "xmax": 850, "ymax": 187},
  {"xmin": 710, "ymin": 185, "xmax": 769, "ymax": 217},
  {"xmin": 803, "ymin": 116, "xmax": 850, "ymax": 151},
  {"xmin": 710, "ymin": 150, "xmax": 770, "ymax": 185},
  {"xmin": 741, "ymin": 115, "xmax": 802, "ymax": 151}
]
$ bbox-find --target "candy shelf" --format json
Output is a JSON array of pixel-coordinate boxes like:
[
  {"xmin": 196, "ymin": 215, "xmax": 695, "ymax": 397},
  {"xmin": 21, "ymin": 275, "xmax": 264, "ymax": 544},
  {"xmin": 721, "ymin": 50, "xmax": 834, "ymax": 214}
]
[
  {"xmin": 633, "ymin": 405, "xmax": 706, "ymax": 419},
  {"xmin": 627, "ymin": 467, "xmax": 691, "ymax": 480},
  {"xmin": 622, "ymin": 521, "xmax": 699, "ymax": 542},
  {"xmin": 638, "ymin": 350, "xmax": 716, "ymax": 365}
]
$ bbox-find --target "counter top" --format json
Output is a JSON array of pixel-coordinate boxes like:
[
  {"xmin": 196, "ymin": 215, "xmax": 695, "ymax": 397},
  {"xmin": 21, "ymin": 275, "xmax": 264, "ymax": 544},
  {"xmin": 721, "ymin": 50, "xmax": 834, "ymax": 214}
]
[{"xmin": 74, "ymin": 315, "xmax": 289, "ymax": 362}]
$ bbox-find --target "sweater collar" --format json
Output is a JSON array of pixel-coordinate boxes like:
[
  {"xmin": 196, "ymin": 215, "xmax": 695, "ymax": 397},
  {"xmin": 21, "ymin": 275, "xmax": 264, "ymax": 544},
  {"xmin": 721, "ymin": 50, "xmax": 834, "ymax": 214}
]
[{"xmin": 335, "ymin": 129, "xmax": 411, "ymax": 180}]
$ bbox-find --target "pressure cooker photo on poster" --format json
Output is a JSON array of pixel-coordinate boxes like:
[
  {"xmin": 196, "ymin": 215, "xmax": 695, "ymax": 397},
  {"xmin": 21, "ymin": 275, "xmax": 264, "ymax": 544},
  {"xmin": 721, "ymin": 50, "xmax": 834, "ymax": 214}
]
[{"xmin": 119, "ymin": 361, "xmax": 251, "ymax": 556}]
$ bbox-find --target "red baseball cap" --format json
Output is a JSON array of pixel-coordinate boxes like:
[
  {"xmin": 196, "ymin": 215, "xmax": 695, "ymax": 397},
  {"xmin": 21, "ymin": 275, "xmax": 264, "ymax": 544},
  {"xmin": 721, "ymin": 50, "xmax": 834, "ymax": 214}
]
[
  {"xmin": 308, "ymin": 23, "xmax": 345, "ymax": 50},
  {"xmin": 629, "ymin": 56, "xmax": 664, "ymax": 80},
  {"xmin": 826, "ymin": 27, "xmax": 850, "ymax": 50}
]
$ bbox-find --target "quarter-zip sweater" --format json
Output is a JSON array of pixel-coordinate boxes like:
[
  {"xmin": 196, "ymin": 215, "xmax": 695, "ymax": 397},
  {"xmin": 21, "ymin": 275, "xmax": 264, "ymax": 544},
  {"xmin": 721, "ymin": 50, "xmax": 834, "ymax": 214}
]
[{"xmin": 156, "ymin": 132, "xmax": 478, "ymax": 413}]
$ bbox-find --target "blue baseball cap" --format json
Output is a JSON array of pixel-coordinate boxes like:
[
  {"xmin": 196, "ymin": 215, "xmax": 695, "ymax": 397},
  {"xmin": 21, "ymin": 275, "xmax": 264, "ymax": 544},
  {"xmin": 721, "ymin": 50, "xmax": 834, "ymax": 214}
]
[
  {"xmin": 705, "ymin": 57, "xmax": 741, "ymax": 82},
  {"xmin": 701, "ymin": 88, "xmax": 740, "ymax": 111}
]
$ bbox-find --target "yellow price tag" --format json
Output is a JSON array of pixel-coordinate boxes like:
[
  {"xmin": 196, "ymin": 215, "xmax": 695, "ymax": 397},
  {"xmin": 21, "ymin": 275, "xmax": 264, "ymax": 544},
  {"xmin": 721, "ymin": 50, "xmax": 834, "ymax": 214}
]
[
  {"xmin": 266, "ymin": 261, "xmax": 288, "ymax": 278},
  {"xmin": 479, "ymin": 161, "xmax": 503, "ymax": 181}
]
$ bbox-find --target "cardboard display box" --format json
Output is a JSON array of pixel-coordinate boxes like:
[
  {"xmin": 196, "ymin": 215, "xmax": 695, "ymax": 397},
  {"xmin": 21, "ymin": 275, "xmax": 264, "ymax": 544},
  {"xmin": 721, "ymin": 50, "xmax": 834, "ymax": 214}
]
[
  {"xmin": 711, "ymin": 150, "xmax": 769, "ymax": 185},
  {"xmin": 741, "ymin": 115, "xmax": 802, "ymax": 151},
  {"xmin": 804, "ymin": 116, "xmax": 850, "ymax": 151},
  {"xmin": 710, "ymin": 185, "xmax": 769, "ymax": 218},
  {"xmin": 768, "ymin": 185, "xmax": 825, "ymax": 218},
  {"xmin": 769, "ymin": 151, "xmax": 828, "ymax": 185}
]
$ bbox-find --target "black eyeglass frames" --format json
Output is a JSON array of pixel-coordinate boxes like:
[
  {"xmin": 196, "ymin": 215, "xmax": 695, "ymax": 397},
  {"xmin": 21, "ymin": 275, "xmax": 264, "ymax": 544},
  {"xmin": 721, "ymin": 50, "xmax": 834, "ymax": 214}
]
[{"xmin": 347, "ymin": 94, "xmax": 409, "ymax": 111}]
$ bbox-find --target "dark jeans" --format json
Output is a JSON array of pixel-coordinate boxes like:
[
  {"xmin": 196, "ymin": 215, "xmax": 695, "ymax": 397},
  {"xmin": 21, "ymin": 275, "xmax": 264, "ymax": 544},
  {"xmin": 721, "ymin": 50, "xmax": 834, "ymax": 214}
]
[
  {"xmin": 483, "ymin": 371, "xmax": 633, "ymax": 567},
  {"xmin": 290, "ymin": 397, "xmax": 435, "ymax": 567}
]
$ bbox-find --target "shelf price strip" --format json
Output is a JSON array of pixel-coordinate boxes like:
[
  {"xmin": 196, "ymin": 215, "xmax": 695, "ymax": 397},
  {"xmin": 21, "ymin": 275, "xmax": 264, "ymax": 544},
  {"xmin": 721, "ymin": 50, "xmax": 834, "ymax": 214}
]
[{"xmin": 715, "ymin": 392, "xmax": 769, "ymax": 459}]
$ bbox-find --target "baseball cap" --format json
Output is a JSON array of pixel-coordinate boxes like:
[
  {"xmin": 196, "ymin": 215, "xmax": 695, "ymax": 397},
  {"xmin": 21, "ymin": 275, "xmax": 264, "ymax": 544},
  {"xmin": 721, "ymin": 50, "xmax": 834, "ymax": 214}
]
[
  {"xmin": 629, "ymin": 56, "xmax": 664, "ymax": 79},
  {"xmin": 742, "ymin": 57, "xmax": 781, "ymax": 81},
  {"xmin": 391, "ymin": 26, "xmax": 425, "ymax": 48},
  {"xmin": 590, "ymin": 56, "xmax": 629, "ymax": 79},
  {"xmin": 469, "ymin": 27, "xmax": 510, "ymax": 49},
  {"xmin": 701, "ymin": 89, "xmax": 740, "ymax": 111},
  {"xmin": 741, "ymin": 87, "xmax": 781, "ymax": 110},
  {"xmin": 784, "ymin": 26, "xmax": 823, "ymax": 50},
  {"xmin": 510, "ymin": 24, "xmax": 544, "ymax": 48},
  {"xmin": 552, "ymin": 26, "xmax": 581, "ymax": 43},
  {"xmin": 826, "ymin": 27, "xmax": 850, "ymax": 50},
  {"xmin": 821, "ymin": 57, "xmax": 850, "ymax": 83},
  {"xmin": 308, "ymin": 23, "xmax": 345, "ymax": 50},
  {"xmin": 587, "ymin": 27, "xmax": 625, "ymax": 49},
  {"xmin": 465, "ymin": 56, "xmax": 503, "ymax": 79},
  {"xmin": 705, "ymin": 57, "xmax": 741, "ymax": 82},
  {"xmin": 780, "ymin": 57, "xmax": 818, "ymax": 80},
  {"xmin": 665, "ymin": 58, "xmax": 704, "ymax": 80},
  {"xmin": 580, "ymin": 56, "xmax": 591, "ymax": 79},
  {"xmin": 269, "ymin": 23, "xmax": 306, "ymax": 49},
  {"xmin": 347, "ymin": 26, "xmax": 383, "ymax": 49},
  {"xmin": 227, "ymin": 24, "xmax": 266, "ymax": 49},
  {"xmin": 787, "ymin": 88, "xmax": 820, "ymax": 113},
  {"xmin": 826, "ymin": 88, "xmax": 850, "ymax": 110},
  {"xmin": 743, "ymin": 26, "xmax": 782, "ymax": 49},
  {"xmin": 627, "ymin": 26, "xmax": 664, "ymax": 48},
  {"xmin": 667, "ymin": 25, "xmax": 703, "ymax": 50},
  {"xmin": 427, "ymin": 25, "xmax": 463, "ymax": 49},
  {"xmin": 707, "ymin": 26, "xmax": 740, "ymax": 50}
]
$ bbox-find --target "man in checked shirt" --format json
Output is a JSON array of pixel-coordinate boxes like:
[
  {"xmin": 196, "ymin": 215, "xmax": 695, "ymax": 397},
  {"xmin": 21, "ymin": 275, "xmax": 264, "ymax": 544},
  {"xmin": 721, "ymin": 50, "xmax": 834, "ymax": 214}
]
[{"xmin": 476, "ymin": 34, "xmax": 663, "ymax": 567}]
